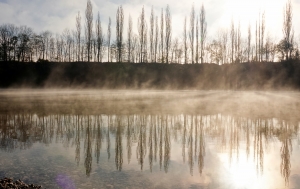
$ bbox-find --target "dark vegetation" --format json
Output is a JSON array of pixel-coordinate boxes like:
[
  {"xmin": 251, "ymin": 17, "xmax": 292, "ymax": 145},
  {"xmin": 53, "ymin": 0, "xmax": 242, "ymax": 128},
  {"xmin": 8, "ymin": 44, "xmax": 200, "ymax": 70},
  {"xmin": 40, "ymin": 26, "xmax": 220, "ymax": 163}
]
[
  {"xmin": 0, "ymin": 178, "xmax": 41, "ymax": 189},
  {"xmin": 0, "ymin": 61, "xmax": 299, "ymax": 90}
]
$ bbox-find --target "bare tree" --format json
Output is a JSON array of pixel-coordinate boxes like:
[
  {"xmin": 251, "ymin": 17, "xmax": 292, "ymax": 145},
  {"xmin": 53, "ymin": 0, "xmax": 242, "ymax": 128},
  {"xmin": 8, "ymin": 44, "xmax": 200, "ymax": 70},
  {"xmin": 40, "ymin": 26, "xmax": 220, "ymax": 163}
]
[
  {"xmin": 258, "ymin": 12, "xmax": 261, "ymax": 62},
  {"xmin": 138, "ymin": 6, "xmax": 147, "ymax": 63},
  {"xmin": 149, "ymin": 7, "xmax": 154, "ymax": 62},
  {"xmin": 260, "ymin": 12, "xmax": 265, "ymax": 62},
  {"xmin": 154, "ymin": 16, "xmax": 159, "ymax": 63},
  {"xmin": 219, "ymin": 29, "xmax": 228, "ymax": 64},
  {"xmin": 96, "ymin": 12, "xmax": 104, "ymax": 62},
  {"xmin": 183, "ymin": 16, "xmax": 188, "ymax": 64},
  {"xmin": 200, "ymin": 4, "xmax": 207, "ymax": 64},
  {"xmin": 81, "ymin": 36, "xmax": 85, "ymax": 61},
  {"xmin": 85, "ymin": 0, "xmax": 93, "ymax": 62},
  {"xmin": 283, "ymin": 0, "xmax": 293, "ymax": 60},
  {"xmin": 107, "ymin": 17, "xmax": 111, "ymax": 62},
  {"xmin": 92, "ymin": 32, "xmax": 96, "ymax": 61},
  {"xmin": 49, "ymin": 37, "xmax": 55, "ymax": 61},
  {"xmin": 173, "ymin": 38, "xmax": 183, "ymax": 63},
  {"xmin": 269, "ymin": 37, "xmax": 277, "ymax": 62},
  {"xmin": 63, "ymin": 28, "xmax": 72, "ymax": 62},
  {"xmin": 265, "ymin": 32, "xmax": 271, "ymax": 62},
  {"xmin": 208, "ymin": 38, "xmax": 222, "ymax": 64},
  {"xmin": 0, "ymin": 24, "xmax": 19, "ymax": 61},
  {"xmin": 171, "ymin": 37, "xmax": 178, "ymax": 63},
  {"xmin": 160, "ymin": 8, "xmax": 164, "ymax": 63},
  {"xmin": 195, "ymin": 18, "xmax": 199, "ymax": 63},
  {"xmin": 189, "ymin": 4, "xmax": 195, "ymax": 64},
  {"xmin": 165, "ymin": 5, "xmax": 172, "ymax": 64},
  {"xmin": 127, "ymin": 14, "xmax": 132, "ymax": 63},
  {"xmin": 247, "ymin": 24, "xmax": 251, "ymax": 62},
  {"xmin": 76, "ymin": 11, "xmax": 81, "ymax": 61},
  {"xmin": 236, "ymin": 22, "xmax": 241, "ymax": 63},
  {"xmin": 255, "ymin": 21, "xmax": 258, "ymax": 62},
  {"xmin": 143, "ymin": 25, "xmax": 148, "ymax": 62},
  {"xmin": 32, "ymin": 33, "xmax": 42, "ymax": 61},
  {"xmin": 230, "ymin": 20, "xmax": 235, "ymax": 63},
  {"xmin": 132, "ymin": 34, "xmax": 138, "ymax": 63},
  {"xmin": 9, "ymin": 25, "xmax": 19, "ymax": 61},
  {"xmin": 55, "ymin": 34, "xmax": 62, "ymax": 62},
  {"xmin": 0, "ymin": 24, "xmax": 10, "ymax": 61},
  {"xmin": 18, "ymin": 26, "xmax": 33, "ymax": 62},
  {"xmin": 72, "ymin": 30, "xmax": 76, "ymax": 61},
  {"xmin": 41, "ymin": 30, "xmax": 51, "ymax": 61},
  {"xmin": 116, "ymin": 6, "xmax": 124, "ymax": 62}
]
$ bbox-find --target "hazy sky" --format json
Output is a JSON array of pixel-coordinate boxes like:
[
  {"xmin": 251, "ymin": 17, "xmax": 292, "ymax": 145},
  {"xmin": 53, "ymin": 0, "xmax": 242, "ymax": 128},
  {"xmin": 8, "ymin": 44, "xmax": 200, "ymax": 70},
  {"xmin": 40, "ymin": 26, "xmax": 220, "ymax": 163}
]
[{"xmin": 0, "ymin": 0, "xmax": 299, "ymax": 41}]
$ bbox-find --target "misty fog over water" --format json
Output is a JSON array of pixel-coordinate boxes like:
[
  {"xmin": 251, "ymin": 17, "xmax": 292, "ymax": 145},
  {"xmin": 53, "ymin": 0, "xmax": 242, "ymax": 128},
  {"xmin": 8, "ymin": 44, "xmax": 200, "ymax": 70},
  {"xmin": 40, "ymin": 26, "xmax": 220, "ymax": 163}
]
[{"xmin": 0, "ymin": 90, "xmax": 300, "ymax": 189}]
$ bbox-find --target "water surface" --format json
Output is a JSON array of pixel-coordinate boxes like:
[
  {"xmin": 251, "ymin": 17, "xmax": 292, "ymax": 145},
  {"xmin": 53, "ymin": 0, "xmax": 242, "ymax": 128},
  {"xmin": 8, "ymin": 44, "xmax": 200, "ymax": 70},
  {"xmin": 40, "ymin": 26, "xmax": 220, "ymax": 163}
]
[{"xmin": 0, "ymin": 90, "xmax": 299, "ymax": 189}]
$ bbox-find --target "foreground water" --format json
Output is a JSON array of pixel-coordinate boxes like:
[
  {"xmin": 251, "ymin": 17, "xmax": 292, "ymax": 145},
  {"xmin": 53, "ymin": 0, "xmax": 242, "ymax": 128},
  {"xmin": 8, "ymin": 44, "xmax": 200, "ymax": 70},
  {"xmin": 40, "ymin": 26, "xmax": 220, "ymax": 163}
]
[{"xmin": 0, "ymin": 90, "xmax": 300, "ymax": 189}]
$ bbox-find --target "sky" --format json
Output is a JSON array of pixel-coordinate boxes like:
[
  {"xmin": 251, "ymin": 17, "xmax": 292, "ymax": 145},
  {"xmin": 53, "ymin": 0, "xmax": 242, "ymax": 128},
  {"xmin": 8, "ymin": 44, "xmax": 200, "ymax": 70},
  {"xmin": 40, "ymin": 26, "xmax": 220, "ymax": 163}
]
[{"xmin": 0, "ymin": 0, "xmax": 299, "ymax": 41}]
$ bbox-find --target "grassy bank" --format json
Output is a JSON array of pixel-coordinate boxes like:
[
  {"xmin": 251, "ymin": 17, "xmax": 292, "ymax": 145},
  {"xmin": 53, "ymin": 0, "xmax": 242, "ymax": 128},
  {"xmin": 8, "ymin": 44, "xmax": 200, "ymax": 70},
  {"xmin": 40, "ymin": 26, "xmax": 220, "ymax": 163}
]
[{"xmin": 0, "ymin": 61, "xmax": 299, "ymax": 90}]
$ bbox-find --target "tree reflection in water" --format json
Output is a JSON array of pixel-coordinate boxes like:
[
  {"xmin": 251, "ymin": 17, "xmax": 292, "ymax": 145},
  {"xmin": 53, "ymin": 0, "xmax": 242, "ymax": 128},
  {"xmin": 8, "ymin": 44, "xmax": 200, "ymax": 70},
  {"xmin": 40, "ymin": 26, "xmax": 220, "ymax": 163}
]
[
  {"xmin": 0, "ymin": 114, "xmax": 299, "ymax": 186},
  {"xmin": 115, "ymin": 117, "xmax": 123, "ymax": 171},
  {"xmin": 84, "ymin": 116, "xmax": 92, "ymax": 176}
]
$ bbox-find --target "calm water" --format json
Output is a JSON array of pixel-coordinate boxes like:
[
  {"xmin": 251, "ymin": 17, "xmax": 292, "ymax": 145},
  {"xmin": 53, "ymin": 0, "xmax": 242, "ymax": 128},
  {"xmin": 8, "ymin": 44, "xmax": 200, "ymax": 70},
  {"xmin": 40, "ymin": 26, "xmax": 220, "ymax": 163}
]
[{"xmin": 0, "ymin": 90, "xmax": 300, "ymax": 189}]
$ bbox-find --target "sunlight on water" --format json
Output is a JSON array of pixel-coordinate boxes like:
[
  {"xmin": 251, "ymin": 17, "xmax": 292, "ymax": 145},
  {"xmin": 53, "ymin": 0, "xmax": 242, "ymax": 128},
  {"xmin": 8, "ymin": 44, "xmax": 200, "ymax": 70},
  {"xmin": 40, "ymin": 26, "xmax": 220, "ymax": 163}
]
[{"xmin": 219, "ymin": 153, "xmax": 260, "ymax": 188}]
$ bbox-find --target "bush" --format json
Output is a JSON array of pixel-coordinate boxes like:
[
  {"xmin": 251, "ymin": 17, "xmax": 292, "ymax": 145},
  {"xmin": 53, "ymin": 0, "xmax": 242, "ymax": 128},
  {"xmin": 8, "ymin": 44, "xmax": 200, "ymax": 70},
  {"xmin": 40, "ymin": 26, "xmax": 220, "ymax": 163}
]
[{"xmin": 36, "ymin": 59, "xmax": 49, "ymax": 63}]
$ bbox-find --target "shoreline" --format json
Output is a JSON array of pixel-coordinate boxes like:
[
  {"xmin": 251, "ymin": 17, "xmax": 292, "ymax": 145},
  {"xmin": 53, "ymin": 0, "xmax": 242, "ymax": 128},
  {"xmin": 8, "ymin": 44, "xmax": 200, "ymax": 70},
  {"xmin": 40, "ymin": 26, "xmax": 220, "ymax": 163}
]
[{"xmin": 0, "ymin": 61, "xmax": 299, "ymax": 90}]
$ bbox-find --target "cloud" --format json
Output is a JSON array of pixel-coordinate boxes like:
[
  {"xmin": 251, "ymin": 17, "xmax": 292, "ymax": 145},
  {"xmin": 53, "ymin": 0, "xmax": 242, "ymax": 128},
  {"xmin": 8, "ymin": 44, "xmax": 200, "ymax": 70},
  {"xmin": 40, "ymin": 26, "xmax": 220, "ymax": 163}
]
[
  {"xmin": 0, "ymin": 0, "xmax": 86, "ymax": 33},
  {"xmin": 0, "ymin": 0, "xmax": 300, "ymax": 41}
]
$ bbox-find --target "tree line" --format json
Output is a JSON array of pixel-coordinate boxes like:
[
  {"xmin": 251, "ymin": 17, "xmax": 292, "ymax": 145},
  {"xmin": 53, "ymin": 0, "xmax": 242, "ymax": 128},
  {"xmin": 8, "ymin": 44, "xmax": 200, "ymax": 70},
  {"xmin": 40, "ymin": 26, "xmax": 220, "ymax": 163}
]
[{"xmin": 0, "ymin": 0, "xmax": 297, "ymax": 64}]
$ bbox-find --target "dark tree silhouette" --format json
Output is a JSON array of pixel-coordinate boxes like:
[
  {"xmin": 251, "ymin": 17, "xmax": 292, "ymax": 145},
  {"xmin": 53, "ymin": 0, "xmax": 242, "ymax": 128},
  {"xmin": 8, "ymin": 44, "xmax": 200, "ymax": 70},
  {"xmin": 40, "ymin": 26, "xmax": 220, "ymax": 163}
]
[
  {"xmin": 154, "ymin": 16, "xmax": 159, "ymax": 63},
  {"xmin": 149, "ymin": 7, "xmax": 154, "ymax": 63},
  {"xmin": 247, "ymin": 24, "xmax": 251, "ymax": 62},
  {"xmin": 183, "ymin": 16, "xmax": 187, "ymax": 64},
  {"xmin": 85, "ymin": 0, "xmax": 93, "ymax": 62},
  {"xmin": 127, "ymin": 14, "xmax": 133, "ymax": 63},
  {"xmin": 230, "ymin": 20, "xmax": 235, "ymax": 63},
  {"xmin": 282, "ymin": 0, "xmax": 294, "ymax": 60},
  {"xmin": 107, "ymin": 17, "xmax": 111, "ymax": 62},
  {"xmin": 189, "ymin": 4, "xmax": 195, "ymax": 64},
  {"xmin": 260, "ymin": 12, "xmax": 265, "ymax": 62},
  {"xmin": 116, "ymin": 6, "xmax": 124, "ymax": 62},
  {"xmin": 165, "ymin": 5, "xmax": 172, "ymax": 64},
  {"xmin": 160, "ymin": 8, "xmax": 164, "ymax": 63},
  {"xmin": 96, "ymin": 12, "xmax": 104, "ymax": 62},
  {"xmin": 138, "ymin": 6, "xmax": 147, "ymax": 63},
  {"xmin": 200, "ymin": 4, "xmax": 207, "ymax": 64},
  {"xmin": 195, "ymin": 18, "xmax": 199, "ymax": 64}
]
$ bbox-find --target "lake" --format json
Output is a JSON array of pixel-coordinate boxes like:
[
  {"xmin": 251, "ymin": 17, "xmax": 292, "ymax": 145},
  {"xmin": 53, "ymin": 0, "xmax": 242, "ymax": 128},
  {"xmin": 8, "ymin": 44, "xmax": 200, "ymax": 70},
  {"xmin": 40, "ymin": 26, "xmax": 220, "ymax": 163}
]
[{"xmin": 0, "ymin": 90, "xmax": 299, "ymax": 189}]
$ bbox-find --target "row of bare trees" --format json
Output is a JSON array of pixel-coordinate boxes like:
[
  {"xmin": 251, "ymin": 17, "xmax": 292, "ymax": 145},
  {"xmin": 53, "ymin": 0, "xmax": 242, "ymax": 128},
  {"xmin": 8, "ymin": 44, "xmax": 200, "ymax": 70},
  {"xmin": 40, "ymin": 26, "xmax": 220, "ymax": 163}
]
[{"xmin": 0, "ymin": 0, "xmax": 297, "ymax": 63}]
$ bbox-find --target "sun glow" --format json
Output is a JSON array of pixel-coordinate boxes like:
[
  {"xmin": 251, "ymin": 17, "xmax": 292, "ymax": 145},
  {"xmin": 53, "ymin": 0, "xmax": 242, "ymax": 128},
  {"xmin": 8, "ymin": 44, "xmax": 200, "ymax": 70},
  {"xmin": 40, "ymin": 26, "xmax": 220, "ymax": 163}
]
[
  {"xmin": 218, "ymin": 0, "xmax": 286, "ymax": 37},
  {"xmin": 219, "ymin": 153, "xmax": 265, "ymax": 189}
]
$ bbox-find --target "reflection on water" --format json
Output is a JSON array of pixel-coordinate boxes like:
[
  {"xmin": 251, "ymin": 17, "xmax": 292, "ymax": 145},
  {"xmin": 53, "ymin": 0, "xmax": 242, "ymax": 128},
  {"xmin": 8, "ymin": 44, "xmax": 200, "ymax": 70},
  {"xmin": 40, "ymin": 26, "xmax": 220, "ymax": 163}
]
[{"xmin": 0, "ymin": 113, "xmax": 299, "ymax": 188}]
